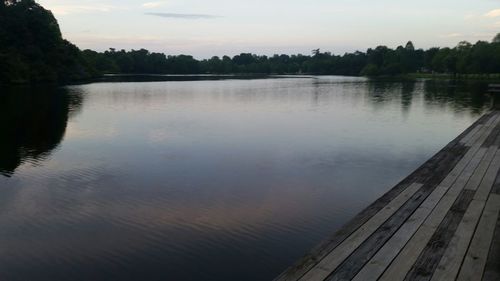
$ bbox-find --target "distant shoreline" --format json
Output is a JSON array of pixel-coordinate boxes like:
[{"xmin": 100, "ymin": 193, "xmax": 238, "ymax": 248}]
[
  {"xmin": 63, "ymin": 73, "xmax": 500, "ymax": 84},
  {"xmin": 3, "ymin": 73, "xmax": 500, "ymax": 87}
]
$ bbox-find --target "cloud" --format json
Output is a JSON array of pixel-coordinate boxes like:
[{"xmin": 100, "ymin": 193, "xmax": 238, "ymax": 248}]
[
  {"xmin": 142, "ymin": 1, "xmax": 168, "ymax": 8},
  {"xmin": 484, "ymin": 9, "xmax": 500, "ymax": 18},
  {"xmin": 441, "ymin": 33, "xmax": 463, "ymax": 38},
  {"xmin": 145, "ymin": 12, "xmax": 220, "ymax": 19},
  {"xmin": 49, "ymin": 4, "xmax": 117, "ymax": 15}
]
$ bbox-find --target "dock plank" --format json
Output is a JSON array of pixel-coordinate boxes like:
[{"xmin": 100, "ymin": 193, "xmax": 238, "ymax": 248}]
[
  {"xmin": 429, "ymin": 199, "xmax": 485, "ymax": 281},
  {"xmin": 402, "ymin": 189, "xmax": 475, "ymax": 281},
  {"xmin": 482, "ymin": 203, "xmax": 500, "ymax": 281},
  {"xmin": 460, "ymin": 112, "xmax": 495, "ymax": 146},
  {"xmin": 446, "ymin": 148, "xmax": 487, "ymax": 192},
  {"xmin": 475, "ymin": 149, "xmax": 500, "ymax": 201},
  {"xmin": 464, "ymin": 146, "xmax": 497, "ymax": 191},
  {"xmin": 325, "ymin": 140, "xmax": 473, "ymax": 281},
  {"xmin": 379, "ymin": 145, "xmax": 487, "ymax": 281},
  {"xmin": 493, "ymin": 169, "xmax": 500, "ymax": 195},
  {"xmin": 325, "ymin": 186, "xmax": 435, "ymax": 281},
  {"xmin": 465, "ymin": 114, "xmax": 496, "ymax": 147},
  {"xmin": 460, "ymin": 125, "xmax": 483, "ymax": 145},
  {"xmin": 351, "ymin": 185, "xmax": 449, "ymax": 281},
  {"xmin": 440, "ymin": 146, "xmax": 487, "ymax": 188},
  {"xmin": 457, "ymin": 194, "xmax": 500, "ymax": 281},
  {"xmin": 298, "ymin": 183, "xmax": 423, "ymax": 281},
  {"xmin": 481, "ymin": 122, "xmax": 500, "ymax": 148},
  {"xmin": 467, "ymin": 113, "xmax": 500, "ymax": 147},
  {"xmin": 465, "ymin": 124, "xmax": 486, "ymax": 146}
]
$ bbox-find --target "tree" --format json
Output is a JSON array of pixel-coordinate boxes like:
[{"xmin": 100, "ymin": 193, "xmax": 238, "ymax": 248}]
[
  {"xmin": 312, "ymin": 49, "xmax": 321, "ymax": 57},
  {"xmin": 0, "ymin": 0, "xmax": 95, "ymax": 83},
  {"xmin": 405, "ymin": 41, "xmax": 415, "ymax": 51},
  {"xmin": 360, "ymin": 64, "xmax": 379, "ymax": 76},
  {"xmin": 493, "ymin": 33, "xmax": 500, "ymax": 43}
]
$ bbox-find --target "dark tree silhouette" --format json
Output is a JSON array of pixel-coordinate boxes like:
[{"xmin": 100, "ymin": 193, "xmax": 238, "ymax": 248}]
[
  {"xmin": 493, "ymin": 33, "xmax": 500, "ymax": 43},
  {"xmin": 0, "ymin": 0, "xmax": 95, "ymax": 83},
  {"xmin": 0, "ymin": 85, "xmax": 83, "ymax": 176}
]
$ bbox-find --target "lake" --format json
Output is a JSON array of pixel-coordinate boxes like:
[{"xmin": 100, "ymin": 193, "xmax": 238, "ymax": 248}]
[{"xmin": 0, "ymin": 76, "xmax": 492, "ymax": 281}]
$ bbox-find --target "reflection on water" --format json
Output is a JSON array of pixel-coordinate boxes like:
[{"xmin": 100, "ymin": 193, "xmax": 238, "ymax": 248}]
[
  {"xmin": 0, "ymin": 86, "xmax": 83, "ymax": 176},
  {"xmin": 423, "ymin": 79, "xmax": 492, "ymax": 112},
  {"xmin": 0, "ymin": 77, "xmax": 493, "ymax": 281}
]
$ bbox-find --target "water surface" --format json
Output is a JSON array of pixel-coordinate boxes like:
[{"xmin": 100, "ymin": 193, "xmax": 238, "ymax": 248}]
[{"xmin": 0, "ymin": 77, "xmax": 491, "ymax": 281}]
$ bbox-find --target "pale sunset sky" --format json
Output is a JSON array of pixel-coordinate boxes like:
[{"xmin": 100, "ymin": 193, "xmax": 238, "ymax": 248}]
[{"xmin": 37, "ymin": 0, "xmax": 500, "ymax": 58}]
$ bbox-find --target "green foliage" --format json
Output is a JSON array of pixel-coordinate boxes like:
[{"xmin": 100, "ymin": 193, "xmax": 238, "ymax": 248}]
[
  {"xmin": 493, "ymin": 33, "xmax": 500, "ymax": 43},
  {"xmin": 0, "ymin": 0, "xmax": 95, "ymax": 84},
  {"xmin": 360, "ymin": 64, "xmax": 379, "ymax": 76},
  {"xmin": 78, "ymin": 38, "xmax": 500, "ymax": 77}
]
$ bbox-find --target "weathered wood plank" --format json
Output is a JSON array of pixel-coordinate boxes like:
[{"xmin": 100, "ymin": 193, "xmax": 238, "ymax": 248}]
[
  {"xmin": 477, "ymin": 111, "xmax": 497, "ymax": 126},
  {"xmin": 475, "ymin": 149, "xmax": 500, "ymax": 201},
  {"xmin": 430, "ymin": 199, "xmax": 486, "ymax": 281},
  {"xmin": 470, "ymin": 112, "xmax": 500, "ymax": 147},
  {"xmin": 467, "ymin": 113, "xmax": 500, "ymax": 147},
  {"xmin": 351, "ymin": 185, "xmax": 450, "ymax": 281},
  {"xmin": 481, "ymin": 120, "xmax": 500, "ymax": 148},
  {"xmin": 483, "ymin": 112, "xmax": 500, "ymax": 129},
  {"xmin": 461, "ymin": 125, "xmax": 483, "ymax": 145},
  {"xmin": 323, "ymin": 137, "xmax": 477, "ymax": 281},
  {"xmin": 493, "ymin": 122, "xmax": 500, "ymax": 148},
  {"xmin": 457, "ymin": 194, "xmax": 500, "ymax": 281},
  {"xmin": 380, "ymin": 187, "xmax": 479, "ymax": 281},
  {"xmin": 272, "ymin": 180, "xmax": 420, "ymax": 281},
  {"xmin": 273, "ymin": 179, "xmax": 427, "ymax": 280},
  {"xmin": 465, "ymin": 114, "xmax": 496, "ymax": 147},
  {"xmin": 482, "ymin": 202, "xmax": 500, "ymax": 281},
  {"xmin": 493, "ymin": 169, "xmax": 500, "ymax": 195},
  {"xmin": 325, "ymin": 186, "xmax": 434, "ymax": 281},
  {"xmin": 378, "ymin": 145, "xmax": 488, "ymax": 281},
  {"xmin": 449, "ymin": 148, "xmax": 488, "ymax": 189},
  {"xmin": 298, "ymin": 183, "xmax": 423, "ymax": 281},
  {"xmin": 465, "ymin": 146, "xmax": 498, "ymax": 191},
  {"xmin": 440, "ymin": 145, "xmax": 488, "ymax": 189},
  {"xmin": 464, "ymin": 124, "xmax": 485, "ymax": 146},
  {"xmin": 324, "ymin": 141, "xmax": 474, "ymax": 281},
  {"xmin": 403, "ymin": 189, "xmax": 475, "ymax": 281},
  {"xmin": 275, "ymin": 142, "xmax": 469, "ymax": 281}
]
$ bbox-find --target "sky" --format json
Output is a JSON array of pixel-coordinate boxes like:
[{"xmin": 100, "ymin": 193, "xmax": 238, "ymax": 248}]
[{"xmin": 37, "ymin": 0, "xmax": 500, "ymax": 58}]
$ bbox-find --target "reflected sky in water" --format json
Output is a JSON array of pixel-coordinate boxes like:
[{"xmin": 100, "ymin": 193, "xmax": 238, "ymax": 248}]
[{"xmin": 0, "ymin": 77, "xmax": 492, "ymax": 281}]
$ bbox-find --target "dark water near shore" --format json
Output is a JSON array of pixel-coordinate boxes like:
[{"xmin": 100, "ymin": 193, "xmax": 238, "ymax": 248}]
[{"xmin": 0, "ymin": 76, "xmax": 492, "ymax": 281}]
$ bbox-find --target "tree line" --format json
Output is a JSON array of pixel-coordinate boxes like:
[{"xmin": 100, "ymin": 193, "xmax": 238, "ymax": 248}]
[
  {"xmin": 1, "ymin": 0, "xmax": 500, "ymax": 84},
  {"xmin": 83, "ymin": 38, "xmax": 500, "ymax": 77}
]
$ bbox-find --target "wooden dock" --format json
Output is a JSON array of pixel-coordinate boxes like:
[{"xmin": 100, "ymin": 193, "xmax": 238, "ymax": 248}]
[{"xmin": 275, "ymin": 110, "xmax": 500, "ymax": 281}]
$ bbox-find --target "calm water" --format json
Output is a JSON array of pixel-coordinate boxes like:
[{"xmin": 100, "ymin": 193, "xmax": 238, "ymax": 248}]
[{"xmin": 0, "ymin": 76, "xmax": 492, "ymax": 281}]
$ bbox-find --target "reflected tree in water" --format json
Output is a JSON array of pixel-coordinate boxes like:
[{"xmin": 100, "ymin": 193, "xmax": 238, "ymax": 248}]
[
  {"xmin": 0, "ymin": 86, "xmax": 83, "ymax": 176},
  {"xmin": 366, "ymin": 80, "xmax": 414, "ymax": 105},
  {"xmin": 423, "ymin": 80, "xmax": 490, "ymax": 113},
  {"xmin": 363, "ymin": 79, "xmax": 493, "ymax": 117},
  {"xmin": 400, "ymin": 82, "xmax": 417, "ymax": 116}
]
